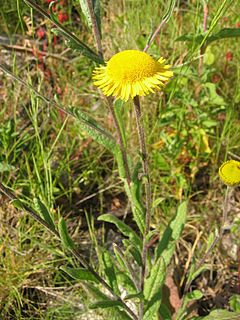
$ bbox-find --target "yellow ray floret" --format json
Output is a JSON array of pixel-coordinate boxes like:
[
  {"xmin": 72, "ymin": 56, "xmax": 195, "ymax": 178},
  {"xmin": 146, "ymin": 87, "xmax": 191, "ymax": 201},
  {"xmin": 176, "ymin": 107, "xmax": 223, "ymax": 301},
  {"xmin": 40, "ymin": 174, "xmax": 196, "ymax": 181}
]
[
  {"xmin": 218, "ymin": 160, "xmax": 240, "ymax": 186},
  {"xmin": 92, "ymin": 50, "xmax": 173, "ymax": 101}
]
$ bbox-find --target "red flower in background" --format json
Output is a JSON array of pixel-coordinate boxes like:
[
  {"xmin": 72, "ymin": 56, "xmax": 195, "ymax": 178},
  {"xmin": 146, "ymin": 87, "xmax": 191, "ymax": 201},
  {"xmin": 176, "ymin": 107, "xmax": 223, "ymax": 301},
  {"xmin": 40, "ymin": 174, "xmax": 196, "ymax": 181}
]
[
  {"xmin": 212, "ymin": 74, "xmax": 221, "ymax": 83},
  {"xmin": 226, "ymin": 51, "xmax": 233, "ymax": 62},
  {"xmin": 58, "ymin": 11, "xmax": 69, "ymax": 23},
  {"xmin": 36, "ymin": 27, "xmax": 46, "ymax": 39},
  {"xmin": 236, "ymin": 22, "xmax": 240, "ymax": 28}
]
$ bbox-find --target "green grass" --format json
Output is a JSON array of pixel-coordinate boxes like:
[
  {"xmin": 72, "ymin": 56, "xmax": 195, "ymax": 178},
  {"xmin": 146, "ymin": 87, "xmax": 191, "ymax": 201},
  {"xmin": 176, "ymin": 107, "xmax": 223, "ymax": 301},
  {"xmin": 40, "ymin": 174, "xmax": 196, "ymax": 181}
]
[{"xmin": 0, "ymin": 0, "xmax": 240, "ymax": 318}]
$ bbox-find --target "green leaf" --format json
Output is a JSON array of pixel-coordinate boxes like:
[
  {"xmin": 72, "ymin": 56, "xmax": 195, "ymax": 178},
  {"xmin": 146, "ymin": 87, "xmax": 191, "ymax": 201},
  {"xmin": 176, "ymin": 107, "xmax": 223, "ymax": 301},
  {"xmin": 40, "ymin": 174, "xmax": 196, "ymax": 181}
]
[
  {"xmin": 114, "ymin": 99, "xmax": 127, "ymax": 147},
  {"xmin": 116, "ymin": 270, "xmax": 137, "ymax": 294},
  {"xmin": 79, "ymin": 0, "xmax": 101, "ymax": 36},
  {"xmin": 58, "ymin": 217, "xmax": 75, "ymax": 249},
  {"xmin": 98, "ymin": 214, "xmax": 142, "ymax": 249},
  {"xmin": 124, "ymin": 292, "xmax": 143, "ymax": 301},
  {"xmin": 114, "ymin": 144, "xmax": 128, "ymax": 180},
  {"xmin": 33, "ymin": 198, "xmax": 55, "ymax": 230},
  {"xmin": 159, "ymin": 303, "xmax": 172, "ymax": 320},
  {"xmin": 102, "ymin": 250, "xmax": 120, "ymax": 295},
  {"xmin": 207, "ymin": 28, "xmax": 240, "ymax": 44},
  {"xmin": 229, "ymin": 295, "xmax": 240, "ymax": 312},
  {"xmin": 61, "ymin": 266, "xmax": 99, "ymax": 283},
  {"xmin": 82, "ymin": 282, "xmax": 109, "ymax": 300},
  {"xmin": 204, "ymin": 83, "xmax": 225, "ymax": 106},
  {"xmin": 23, "ymin": 0, "xmax": 103, "ymax": 64},
  {"xmin": 175, "ymin": 28, "xmax": 240, "ymax": 48},
  {"xmin": 143, "ymin": 257, "xmax": 166, "ymax": 320},
  {"xmin": 11, "ymin": 199, "xmax": 24, "ymax": 210},
  {"xmin": 67, "ymin": 106, "xmax": 115, "ymax": 151},
  {"xmin": 128, "ymin": 167, "xmax": 146, "ymax": 234},
  {"xmin": 203, "ymin": 46, "xmax": 215, "ymax": 66},
  {"xmin": 176, "ymin": 290, "xmax": 203, "ymax": 320},
  {"xmin": 89, "ymin": 300, "xmax": 124, "ymax": 309},
  {"xmin": 155, "ymin": 201, "xmax": 187, "ymax": 265},
  {"xmin": 200, "ymin": 309, "xmax": 240, "ymax": 320},
  {"xmin": 175, "ymin": 33, "xmax": 204, "ymax": 44}
]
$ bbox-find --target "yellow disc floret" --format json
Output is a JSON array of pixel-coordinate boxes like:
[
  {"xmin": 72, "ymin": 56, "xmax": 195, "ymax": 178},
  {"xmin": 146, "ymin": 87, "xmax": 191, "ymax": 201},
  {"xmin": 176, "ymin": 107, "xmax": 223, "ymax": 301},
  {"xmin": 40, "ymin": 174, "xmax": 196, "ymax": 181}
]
[
  {"xmin": 218, "ymin": 160, "xmax": 240, "ymax": 186},
  {"xmin": 92, "ymin": 50, "xmax": 173, "ymax": 101}
]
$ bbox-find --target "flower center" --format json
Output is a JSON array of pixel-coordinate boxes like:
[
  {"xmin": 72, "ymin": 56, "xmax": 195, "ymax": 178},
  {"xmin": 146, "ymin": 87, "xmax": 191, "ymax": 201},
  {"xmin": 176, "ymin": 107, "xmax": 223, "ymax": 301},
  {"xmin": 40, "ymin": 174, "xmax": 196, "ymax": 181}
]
[{"xmin": 106, "ymin": 50, "xmax": 160, "ymax": 83}]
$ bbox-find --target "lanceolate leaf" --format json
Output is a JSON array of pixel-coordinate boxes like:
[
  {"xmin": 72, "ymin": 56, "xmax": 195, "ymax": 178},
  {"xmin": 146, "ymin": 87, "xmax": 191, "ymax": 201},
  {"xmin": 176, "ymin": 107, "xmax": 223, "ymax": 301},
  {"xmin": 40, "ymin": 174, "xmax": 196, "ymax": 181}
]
[
  {"xmin": 155, "ymin": 201, "xmax": 187, "ymax": 265},
  {"xmin": 176, "ymin": 290, "xmax": 203, "ymax": 320},
  {"xmin": 200, "ymin": 309, "xmax": 240, "ymax": 320},
  {"xmin": 23, "ymin": 0, "xmax": 103, "ymax": 64},
  {"xmin": 79, "ymin": 0, "xmax": 101, "ymax": 36},
  {"xmin": 143, "ymin": 257, "xmax": 166, "ymax": 320},
  {"xmin": 67, "ymin": 106, "xmax": 116, "ymax": 151},
  {"xmin": 98, "ymin": 214, "xmax": 142, "ymax": 249},
  {"xmin": 176, "ymin": 28, "xmax": 240, "ymax": 47},
  {"xmin": 102, "ymin": 250, "xmax": 120, "ymax": 295},
  {"xmin": 89, "ymin": 300, "xmax": 124, "ymax": 309},
  {"xmin": 33, "ymin": 198, "xmax": 55, "ymax": 230},
  {"xmin": 58, "ymin": 217, "xmax": 75, "ymax": 249},
  {"xmin": 61, "ymin": 266, "xmax": 99, "ymax": 283}
]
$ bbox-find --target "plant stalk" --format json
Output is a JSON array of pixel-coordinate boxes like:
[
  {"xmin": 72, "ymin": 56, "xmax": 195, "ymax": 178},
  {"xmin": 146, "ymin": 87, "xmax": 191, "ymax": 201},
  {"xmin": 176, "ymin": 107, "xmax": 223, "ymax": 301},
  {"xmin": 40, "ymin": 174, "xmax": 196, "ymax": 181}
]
[
  {"xmin": 106, "ymin": 98, "xmax": 131, "ymax": 186},
  {"xmin": 133, "ymin": 96, "xmax": 152, "ymax": 319},
  {"xmin": 85, "ymin": 0, "xmax": 103, "ymax": 59},
  {"xmin": 86, "ymin": 1, "xmax": 131, "ymax": 186}
]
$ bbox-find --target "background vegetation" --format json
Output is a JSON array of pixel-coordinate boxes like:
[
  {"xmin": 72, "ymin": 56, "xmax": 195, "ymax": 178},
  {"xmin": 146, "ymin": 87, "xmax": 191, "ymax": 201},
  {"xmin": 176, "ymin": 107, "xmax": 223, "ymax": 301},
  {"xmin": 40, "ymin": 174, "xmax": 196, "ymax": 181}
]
[{"xmin": 0, "ymin": 0, "xmax": 240, "ymax": 319}]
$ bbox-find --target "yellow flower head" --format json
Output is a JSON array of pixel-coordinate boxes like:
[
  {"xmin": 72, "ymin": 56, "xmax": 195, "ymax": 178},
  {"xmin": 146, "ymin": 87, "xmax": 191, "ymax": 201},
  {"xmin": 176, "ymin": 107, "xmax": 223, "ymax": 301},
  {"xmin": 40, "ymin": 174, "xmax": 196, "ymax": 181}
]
[
  {"xmin": 219, "ymin": 160, "xmax": 240, "ymax": 186},
  {"xmin": 92, "ymin": 50, "xmax": 173, "ymax": 101}
]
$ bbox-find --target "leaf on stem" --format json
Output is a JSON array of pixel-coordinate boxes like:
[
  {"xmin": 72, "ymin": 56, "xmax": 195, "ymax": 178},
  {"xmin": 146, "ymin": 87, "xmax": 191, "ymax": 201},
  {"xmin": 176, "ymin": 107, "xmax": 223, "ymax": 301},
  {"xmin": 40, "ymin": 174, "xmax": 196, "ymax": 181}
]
[
  {"xmin": 143, "ymin": 257, "xmax": 166, "ymax": 320},
  {"xmin": 58, "ymin": 217, "xmax": 75, "ymax": 249},
  {"xmin": 102, "ymin": 250, "xmax": 120, "ymax": 295},
  {"xmin": 98, "ymin": 214, "xmax": 142, "ymax": 249},
  {"xmin": 33, "ymin": 198, "xmax": 55, "ymax": 230},
  {"xmin": 67, "ymin": 106, "xmax": 116, "ymax": 151},
  {"xmin": 61, "ymin": 266, "xmax": 99, "ymax": 283},
  {"xmin": 155, "ymin": 201, "xmax": 187, "ymax": 265},
  {"xmin": 23, "ymin": 0, "xmax": 103, "ymax": 63}
]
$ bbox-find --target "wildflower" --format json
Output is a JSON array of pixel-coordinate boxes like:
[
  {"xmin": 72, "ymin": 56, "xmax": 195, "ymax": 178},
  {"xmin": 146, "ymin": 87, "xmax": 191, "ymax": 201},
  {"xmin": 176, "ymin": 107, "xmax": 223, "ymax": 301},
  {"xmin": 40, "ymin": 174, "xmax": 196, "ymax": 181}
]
[
  {"xmin": 225, "ymin": 51, "xmax": 233, "ymax": 62},
  {"xmin": 219, "ymin": 160, "xmax": 240, "ymax": 186},
  {"xmin": 93, "ymin": 50, "xmax": 173, "ymax": 101},
  {"xmin": 36, "ymin": 27, "xmax": 46, "ymax": 40},
  {"xmin": 58, "ymin": 11, "xmax": 69, "ymax": 23}
]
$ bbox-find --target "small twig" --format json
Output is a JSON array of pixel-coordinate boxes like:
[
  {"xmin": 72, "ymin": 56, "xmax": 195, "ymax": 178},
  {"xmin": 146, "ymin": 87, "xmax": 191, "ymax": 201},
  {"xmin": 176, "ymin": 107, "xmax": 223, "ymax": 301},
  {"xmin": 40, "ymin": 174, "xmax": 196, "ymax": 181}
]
[
  {"xmin": 0, "ymin": 182, "xmax": 138, "ymax": 320},
  {"xmin": 133, "ymin": 96, "xmax": 152, "ymax": 319},
  {"xmin": 143, "ymin": 0, "xmax": 176, "ymax": 52},
  {"xmin": 0, "ymin": 43, "xmax": 68, "ymax": 61},
  {"xmin": 143, "ymin": 17, "xmax": 168, "ymax": 52},
  {"xmin": 198, "ymin": 1, "xmax": 208, "ymax": 76}
]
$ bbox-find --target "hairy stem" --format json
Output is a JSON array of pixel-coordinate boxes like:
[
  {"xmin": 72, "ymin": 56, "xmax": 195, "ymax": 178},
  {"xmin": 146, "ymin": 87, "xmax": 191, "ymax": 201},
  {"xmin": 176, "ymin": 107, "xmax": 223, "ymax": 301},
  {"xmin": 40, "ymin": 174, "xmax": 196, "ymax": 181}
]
[
  {"xmin": 106, "ymin": 98, "xmax": 131, "ymax": 186},
  {"xmin": 0, "ymin": 182, "xmax": 138, "ymax": 320},
  {"xmin": 86, "ymin": 1, "xmax": 131, "ymax": 186},
  {"xmin": 133, "ymin": 96, "xmax": 152, "ymax": 319},
  {"xmin": 85, "ymin": 0, "xmax": 103, "ymax": 58}
]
